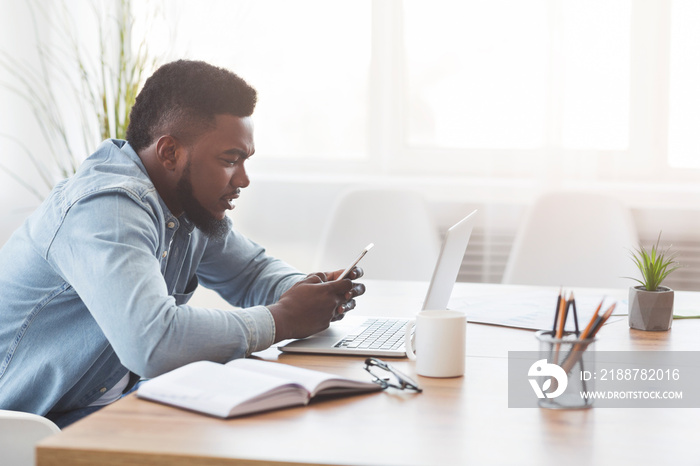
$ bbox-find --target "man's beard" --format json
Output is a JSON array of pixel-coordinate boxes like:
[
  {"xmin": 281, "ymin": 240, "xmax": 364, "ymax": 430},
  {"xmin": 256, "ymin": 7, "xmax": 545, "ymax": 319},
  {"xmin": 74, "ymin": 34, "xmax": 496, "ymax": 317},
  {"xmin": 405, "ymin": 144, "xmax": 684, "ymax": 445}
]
[{"xmin": 175, "ymin": 162, "xmax": 231, "ymax": 241}]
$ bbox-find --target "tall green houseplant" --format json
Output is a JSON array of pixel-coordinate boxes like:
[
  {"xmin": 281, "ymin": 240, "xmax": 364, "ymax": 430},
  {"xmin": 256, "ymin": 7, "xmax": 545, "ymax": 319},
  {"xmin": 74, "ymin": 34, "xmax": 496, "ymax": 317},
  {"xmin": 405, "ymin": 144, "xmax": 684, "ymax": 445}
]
[{"xmin": 0, "ymin": 0, "xmax": 157, "ymax": 201}]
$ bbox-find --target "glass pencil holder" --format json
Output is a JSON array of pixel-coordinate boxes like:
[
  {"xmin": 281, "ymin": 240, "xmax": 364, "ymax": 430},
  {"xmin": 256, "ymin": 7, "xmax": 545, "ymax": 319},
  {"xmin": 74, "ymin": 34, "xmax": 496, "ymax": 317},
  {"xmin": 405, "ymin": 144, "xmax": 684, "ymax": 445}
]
[{"xmin": 534, "ymin": 330, "xmax": 596, "ymax": 410}]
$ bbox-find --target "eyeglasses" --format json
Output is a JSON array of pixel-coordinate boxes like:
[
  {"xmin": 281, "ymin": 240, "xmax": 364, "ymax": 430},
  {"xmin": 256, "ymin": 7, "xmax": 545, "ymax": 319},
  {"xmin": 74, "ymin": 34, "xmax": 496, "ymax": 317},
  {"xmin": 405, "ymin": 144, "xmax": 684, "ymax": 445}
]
[{"xmin": 363, "ymin": 358, "xmax": 423, "ymax": 392}]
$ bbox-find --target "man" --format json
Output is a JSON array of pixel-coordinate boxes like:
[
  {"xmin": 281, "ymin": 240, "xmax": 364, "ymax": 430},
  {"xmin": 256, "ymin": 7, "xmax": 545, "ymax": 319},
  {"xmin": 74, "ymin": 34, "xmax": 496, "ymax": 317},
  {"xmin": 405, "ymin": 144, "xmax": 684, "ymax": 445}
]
[{"xmin": 0, "ymin": 60, "xmax": 364, "ymax": 427}]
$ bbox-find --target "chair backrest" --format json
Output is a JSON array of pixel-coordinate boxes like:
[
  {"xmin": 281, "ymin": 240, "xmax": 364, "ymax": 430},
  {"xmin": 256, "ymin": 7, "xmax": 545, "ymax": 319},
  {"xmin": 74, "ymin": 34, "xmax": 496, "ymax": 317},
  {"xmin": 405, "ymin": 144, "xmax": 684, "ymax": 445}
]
[
  {"xmin": 0, "ymin": 409, "xmax": 60, "ymax": 466},
  {"xmin": 502, "ymin": 191, "xmax": 639, "ymax": 289},
  {"xmin": 314, "ymin": 188, "xmax": 441, "ymax": 281}
]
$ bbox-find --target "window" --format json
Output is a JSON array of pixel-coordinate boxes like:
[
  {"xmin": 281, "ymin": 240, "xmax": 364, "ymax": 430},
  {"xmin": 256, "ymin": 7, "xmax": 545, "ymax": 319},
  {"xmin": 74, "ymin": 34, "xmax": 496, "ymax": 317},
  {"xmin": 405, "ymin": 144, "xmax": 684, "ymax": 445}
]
[
  {"xmin": 559, "ymin": 0, "xmax": 630, "ymax": 150},
  {"xmin": 134, "ymin": 1, "xmax": 698, "ymax": 182},
  {"xmin": 403, "ymin": 0, "xmax": 631, "ymax": 154},
  {"xmin": 668, "ymin": 0, "xmax": 700, "ymax": 169},
  {"xmin": 135, "ymin": 0, "xmax": 372, "ymax": 160},
  {"xmin": 404, "ymin": 0, "xmax": 548, "ymax": 150}
]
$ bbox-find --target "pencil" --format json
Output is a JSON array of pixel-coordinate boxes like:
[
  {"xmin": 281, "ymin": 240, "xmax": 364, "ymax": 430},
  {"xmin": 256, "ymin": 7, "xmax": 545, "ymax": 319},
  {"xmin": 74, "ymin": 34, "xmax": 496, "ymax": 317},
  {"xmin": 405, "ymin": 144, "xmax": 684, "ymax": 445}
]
[
  {"xmin": 552, "ymin": 288, "xmax": 562, "ymax": 333},
  {"xmin": 579, "ymin": 299, "xmax": 604, "ymax": 340},
  {"xmin": 553, "ymin": 294, "xmax": 568, "ymax": 365},
  {"xmin": 571, "ymin": 293, "xmax": 580, "ymax": 335},
  {"xmin": 589, "ymin": 303, "xmax": 616, "ymax": 337},
  {"xmin": 555, "ymin": 292, "xmax": 568, "ymax": 339},
  {"xmin": 563, "ymin": 291, "xmax": 573, "ymax": 333},
  {"xmin": 560, "ymin": 301, "xmax": 616, "ymax": 374}
]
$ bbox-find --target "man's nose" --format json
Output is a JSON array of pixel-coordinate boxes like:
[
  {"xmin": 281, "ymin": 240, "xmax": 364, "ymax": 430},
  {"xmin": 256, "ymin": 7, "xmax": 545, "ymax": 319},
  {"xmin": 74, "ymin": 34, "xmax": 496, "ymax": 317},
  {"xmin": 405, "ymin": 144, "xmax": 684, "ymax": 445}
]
[{"xmin": 231, "ymin": 164, "xmax": 250, "ymax": 189}]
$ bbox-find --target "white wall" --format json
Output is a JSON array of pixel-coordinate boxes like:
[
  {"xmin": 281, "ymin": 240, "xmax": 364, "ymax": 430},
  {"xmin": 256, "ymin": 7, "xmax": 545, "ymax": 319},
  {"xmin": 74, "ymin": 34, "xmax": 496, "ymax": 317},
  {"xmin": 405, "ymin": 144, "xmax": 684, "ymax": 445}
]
[
  {"xmin": 0, "ymin": 0, "xmax": 123, "ymax": 245},
  {"xmin": 0, "ymin": 2, "xmax": 52, "ymax": 243}
]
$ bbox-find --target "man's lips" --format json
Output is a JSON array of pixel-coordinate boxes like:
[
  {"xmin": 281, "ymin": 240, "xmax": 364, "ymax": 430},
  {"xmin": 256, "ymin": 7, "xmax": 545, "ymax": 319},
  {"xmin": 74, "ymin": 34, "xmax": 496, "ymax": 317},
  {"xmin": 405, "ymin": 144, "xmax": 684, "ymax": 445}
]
[{"xmin": 221, "ymin": 190, "xmax": 241, "ymax": 210}]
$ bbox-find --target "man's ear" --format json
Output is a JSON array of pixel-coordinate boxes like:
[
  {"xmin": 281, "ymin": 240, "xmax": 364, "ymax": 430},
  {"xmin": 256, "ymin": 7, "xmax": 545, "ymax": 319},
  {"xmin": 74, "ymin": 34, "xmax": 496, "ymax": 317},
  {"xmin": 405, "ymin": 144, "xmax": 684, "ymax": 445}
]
[{"xmin": 154, "ymin": 135, "xmax": 181, "ymax": 171}]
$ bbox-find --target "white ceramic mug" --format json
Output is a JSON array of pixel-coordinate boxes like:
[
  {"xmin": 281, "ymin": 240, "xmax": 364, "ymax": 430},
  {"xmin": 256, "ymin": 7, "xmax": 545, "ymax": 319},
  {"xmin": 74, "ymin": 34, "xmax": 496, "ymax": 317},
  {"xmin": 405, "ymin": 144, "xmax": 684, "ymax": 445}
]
[{"xmin": 405, "ymin": 309, "xmax": 467, "ymax": 378}]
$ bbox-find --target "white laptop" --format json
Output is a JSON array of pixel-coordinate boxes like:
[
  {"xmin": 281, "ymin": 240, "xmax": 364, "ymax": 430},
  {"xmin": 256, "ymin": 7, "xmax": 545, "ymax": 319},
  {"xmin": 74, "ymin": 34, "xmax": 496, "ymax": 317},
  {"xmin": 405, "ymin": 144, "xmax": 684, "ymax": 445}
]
[{"xmin": 278, "ymin": 210, "xmax": 477, "ymax": 357}]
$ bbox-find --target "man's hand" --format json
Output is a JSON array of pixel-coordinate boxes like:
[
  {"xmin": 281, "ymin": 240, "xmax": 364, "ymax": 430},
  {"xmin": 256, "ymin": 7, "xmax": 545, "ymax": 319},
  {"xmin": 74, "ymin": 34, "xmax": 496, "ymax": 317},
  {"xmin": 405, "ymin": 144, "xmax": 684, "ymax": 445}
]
[
  {"xmin": 323, "ymin": 267, "xmax": 366, "ymax": 322},
  {"xmin": 268, "ymin": 267, "xmax": 366, "ymax": 343}
]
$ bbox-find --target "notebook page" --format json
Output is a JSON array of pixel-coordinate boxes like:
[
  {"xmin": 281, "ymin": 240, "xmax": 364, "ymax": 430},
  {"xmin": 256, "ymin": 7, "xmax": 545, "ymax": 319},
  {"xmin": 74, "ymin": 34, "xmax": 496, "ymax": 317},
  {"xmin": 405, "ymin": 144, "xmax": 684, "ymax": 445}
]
[
  {"xmin": 227, "ymin": 359, "xmax": 376, "ymax": 396},
  {"xmin": 138, "ymin": 361, "xmax": 308, "ymax": 417}
]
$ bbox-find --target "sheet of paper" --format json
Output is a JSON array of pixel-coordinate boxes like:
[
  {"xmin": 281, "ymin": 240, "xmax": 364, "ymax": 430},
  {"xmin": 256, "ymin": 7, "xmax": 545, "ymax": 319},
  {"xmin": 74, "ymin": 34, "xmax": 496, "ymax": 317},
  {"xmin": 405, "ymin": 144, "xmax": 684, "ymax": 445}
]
[{"xmin": 449, "ymin": 288, "xmax": 624, "ymax": 331}]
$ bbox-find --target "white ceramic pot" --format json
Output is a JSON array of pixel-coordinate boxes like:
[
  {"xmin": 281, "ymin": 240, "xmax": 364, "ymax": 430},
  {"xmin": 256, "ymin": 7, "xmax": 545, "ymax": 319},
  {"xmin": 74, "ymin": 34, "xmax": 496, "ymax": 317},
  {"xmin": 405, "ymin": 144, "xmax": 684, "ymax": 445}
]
[{"xmin": 628, "ymin": 286, "xmax": 674, "ymax": 331}]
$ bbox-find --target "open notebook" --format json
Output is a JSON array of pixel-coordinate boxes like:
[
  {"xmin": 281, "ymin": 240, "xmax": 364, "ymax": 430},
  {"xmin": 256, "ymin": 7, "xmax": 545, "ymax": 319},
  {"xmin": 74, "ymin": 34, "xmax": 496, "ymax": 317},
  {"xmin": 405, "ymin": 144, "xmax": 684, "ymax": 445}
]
[
  {"xmin": 278, "ymin": 210, "xmax": 476, "ymax": 357},
  {"xmin": 137, "ymin": 359, "xmax": 381, "ymax": 418}
]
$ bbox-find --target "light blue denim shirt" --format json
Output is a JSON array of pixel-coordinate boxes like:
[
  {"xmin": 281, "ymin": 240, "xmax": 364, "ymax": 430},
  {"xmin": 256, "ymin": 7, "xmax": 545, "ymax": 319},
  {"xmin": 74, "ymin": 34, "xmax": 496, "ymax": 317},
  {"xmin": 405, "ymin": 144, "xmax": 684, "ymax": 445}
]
[{"xmin": 0, "ymin": 139, "xmax": 305, "ymax": 416}]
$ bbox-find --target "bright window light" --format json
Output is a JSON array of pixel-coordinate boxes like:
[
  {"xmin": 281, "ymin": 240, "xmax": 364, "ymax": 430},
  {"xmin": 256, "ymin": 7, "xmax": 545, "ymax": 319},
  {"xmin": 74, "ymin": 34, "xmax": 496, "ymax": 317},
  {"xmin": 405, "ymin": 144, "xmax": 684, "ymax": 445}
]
[
  {"xmin": 128, "ymin": 1, "xmax": 691, "ymax": 178},
  {"xmin": 403, "ymin": 0, "xmax": 548, "ymax": 149},
  {"xmin": 668, "ymin": 0, "xmax": 700, "ymax": 168},
  {"xmin": 135, "ymin": 0, "xmax": 371, "ymax": 160},
  {"xmin": 561, "ymin": 0, "xmax": 631, "ymax": 150}
]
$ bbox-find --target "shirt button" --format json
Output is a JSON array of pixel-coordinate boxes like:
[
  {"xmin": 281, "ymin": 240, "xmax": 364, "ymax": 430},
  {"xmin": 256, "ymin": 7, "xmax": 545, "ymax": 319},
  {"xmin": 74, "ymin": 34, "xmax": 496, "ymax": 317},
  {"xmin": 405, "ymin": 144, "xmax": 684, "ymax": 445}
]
[
  {"xmin": 167, "ymin": 221, "xmax": 175, "ymax": 229},
  {"xmin": 162, "ymin": 251, "xmax": 168, "ymax": 258},
  {"xmin": 100, "ymin": 387, "xmax": 107, "ymax": 393}
]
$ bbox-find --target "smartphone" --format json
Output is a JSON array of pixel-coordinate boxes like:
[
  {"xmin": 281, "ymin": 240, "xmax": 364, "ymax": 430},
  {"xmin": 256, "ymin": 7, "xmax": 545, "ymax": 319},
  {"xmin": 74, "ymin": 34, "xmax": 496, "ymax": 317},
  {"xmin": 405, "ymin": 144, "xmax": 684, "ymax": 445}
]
[{"xmin": 337, "ymin": 243, "xmax": 374, "ymax": 280}]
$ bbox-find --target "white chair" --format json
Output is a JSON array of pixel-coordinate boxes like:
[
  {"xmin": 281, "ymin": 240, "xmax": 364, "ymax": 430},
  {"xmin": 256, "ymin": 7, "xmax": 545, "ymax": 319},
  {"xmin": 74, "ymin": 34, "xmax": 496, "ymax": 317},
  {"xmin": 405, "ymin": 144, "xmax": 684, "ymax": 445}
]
[
  {"xmin": 502, "ymin": 191, "xmax": 639, "ymax": 289},
  {"xmin": 314, "ymin": 188, "xmax": 441, "ymax": 281},
  {"xmin": 0, "ymin": 409, "xmax": 60, "ymax": 466}
]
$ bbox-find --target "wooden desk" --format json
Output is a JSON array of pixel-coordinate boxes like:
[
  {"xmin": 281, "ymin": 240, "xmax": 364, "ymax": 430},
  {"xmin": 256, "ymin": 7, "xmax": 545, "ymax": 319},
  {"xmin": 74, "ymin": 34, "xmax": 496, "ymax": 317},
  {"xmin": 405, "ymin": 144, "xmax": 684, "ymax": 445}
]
[{"xmin": 37, "ymin": 282, "xmax": 700, "ymax": 465}]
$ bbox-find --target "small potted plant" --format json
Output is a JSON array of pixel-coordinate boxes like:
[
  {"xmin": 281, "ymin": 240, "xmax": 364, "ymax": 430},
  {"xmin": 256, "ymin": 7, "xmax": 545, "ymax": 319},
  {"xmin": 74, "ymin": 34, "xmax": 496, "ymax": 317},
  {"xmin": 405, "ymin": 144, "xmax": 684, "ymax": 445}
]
[{"xmin": 627, "ymin": 233, "xmax": 681, "ymax": 331}]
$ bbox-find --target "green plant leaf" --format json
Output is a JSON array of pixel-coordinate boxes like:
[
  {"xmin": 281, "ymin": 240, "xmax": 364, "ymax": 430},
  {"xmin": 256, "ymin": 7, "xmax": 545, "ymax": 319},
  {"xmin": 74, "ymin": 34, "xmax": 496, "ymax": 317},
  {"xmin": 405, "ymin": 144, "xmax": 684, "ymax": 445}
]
[
  {"xmin": 0, "ymin": 0, "xmax": 157, "ymax": 196},
  {"xmin": 627, "ymin": 232, "xmax": 681, "ymax": 291}
]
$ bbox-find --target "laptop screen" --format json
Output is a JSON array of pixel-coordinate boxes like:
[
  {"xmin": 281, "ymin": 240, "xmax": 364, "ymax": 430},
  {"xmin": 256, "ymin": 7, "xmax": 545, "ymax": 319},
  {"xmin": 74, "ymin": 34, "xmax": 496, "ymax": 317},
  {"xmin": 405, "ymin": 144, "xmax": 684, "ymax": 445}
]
[{"xmin": 422, "ymin": 210, "xmax": 477, "ymax": 310}]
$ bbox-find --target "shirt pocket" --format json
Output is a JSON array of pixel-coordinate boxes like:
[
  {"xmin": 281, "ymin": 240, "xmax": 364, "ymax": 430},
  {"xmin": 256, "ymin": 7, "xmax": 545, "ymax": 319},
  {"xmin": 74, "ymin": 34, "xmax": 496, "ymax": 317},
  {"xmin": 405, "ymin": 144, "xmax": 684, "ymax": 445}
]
[{"xmin": 171, "ymin": 274, "xmax": 199, "ymax": 305}]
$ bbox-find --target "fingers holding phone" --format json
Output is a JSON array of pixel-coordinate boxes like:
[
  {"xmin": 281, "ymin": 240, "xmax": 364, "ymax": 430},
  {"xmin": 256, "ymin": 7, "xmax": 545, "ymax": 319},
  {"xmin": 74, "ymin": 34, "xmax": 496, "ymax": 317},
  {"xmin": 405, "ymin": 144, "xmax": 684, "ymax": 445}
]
[
  {"xmin": 336, "ymin": 243, "xmax": 373, "ymax": 280},
  {"xmin": 330, "ymin": 243, "xmax": 372, "ymax": 320},
  {"xmin": 269, "ymin": 276, "xmax": 353, "ymax": 342},
  {"xmin": 269, "ymin": 244, "xmax": 372, "ymax": 341}
]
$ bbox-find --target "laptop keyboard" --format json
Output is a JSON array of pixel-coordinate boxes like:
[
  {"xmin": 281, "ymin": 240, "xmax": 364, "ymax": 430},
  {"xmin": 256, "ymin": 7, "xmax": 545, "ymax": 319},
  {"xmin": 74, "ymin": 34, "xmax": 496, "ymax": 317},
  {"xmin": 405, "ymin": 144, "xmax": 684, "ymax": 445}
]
[{"xmin": 334, "ymin": 318, "xmax": 408, "ymax": 350}]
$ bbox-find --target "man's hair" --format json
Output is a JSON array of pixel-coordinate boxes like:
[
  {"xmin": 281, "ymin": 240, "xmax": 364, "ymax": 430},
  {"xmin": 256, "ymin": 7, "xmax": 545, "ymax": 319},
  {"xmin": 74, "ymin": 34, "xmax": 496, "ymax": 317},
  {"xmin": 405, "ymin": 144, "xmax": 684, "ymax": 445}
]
[{"xmin": 126, "ymin": 60, "xmax": 257, "ymax": 152}]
